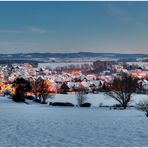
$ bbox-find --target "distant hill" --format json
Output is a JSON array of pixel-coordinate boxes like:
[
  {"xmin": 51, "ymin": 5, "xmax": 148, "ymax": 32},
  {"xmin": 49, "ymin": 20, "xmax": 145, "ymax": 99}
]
[{"xmin": 0, "ymin": 52, "xmax": 147, "ymax": 62}]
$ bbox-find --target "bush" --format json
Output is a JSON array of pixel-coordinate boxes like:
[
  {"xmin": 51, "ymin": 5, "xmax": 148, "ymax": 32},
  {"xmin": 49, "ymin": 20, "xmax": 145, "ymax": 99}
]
[
  {"xmin": 80, "ymin": 103, "xmax": 91, "ymax": 107},
  {"xmin": 99, "ymin": 102, "xmax": 104, "ymax": 107},
  {"xmin": 25, "ymin": 95, "xmax": 35, "ymax": 100},
  {"xmin": 112, "ymin": 104, "xmax": 123, "ymax": 110},
  {"xmin": 2, "ymin": 89, "xmax": 12, "ymax": 96},
  {"xmin": 136, "ymin": 100, "xmax": 148, "ymax": 117},
  {"xmin": 49, "ymin": 102, "xmax": 74, "ymax": 107}
]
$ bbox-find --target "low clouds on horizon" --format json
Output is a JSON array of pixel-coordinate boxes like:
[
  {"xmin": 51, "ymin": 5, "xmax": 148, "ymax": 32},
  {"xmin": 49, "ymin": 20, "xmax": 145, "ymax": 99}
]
[
  {"xmin": 0, "ymin": 41, "xmax": 147, "ymax": 54},
  {"xmin": 0, "ymin": 26, "xmax": 47, "ymax": 34}
]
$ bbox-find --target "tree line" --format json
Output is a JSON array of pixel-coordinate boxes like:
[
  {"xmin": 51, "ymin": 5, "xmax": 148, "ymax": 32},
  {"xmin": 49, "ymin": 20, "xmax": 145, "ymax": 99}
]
[{"xmin": 8, "ymin": 74, "xmax": 148, "ymax": 117}]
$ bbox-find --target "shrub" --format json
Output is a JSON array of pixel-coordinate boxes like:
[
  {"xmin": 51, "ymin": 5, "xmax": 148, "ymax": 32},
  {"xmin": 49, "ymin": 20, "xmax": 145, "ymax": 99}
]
[{"xmin": 136, "ymin": 100, "xmax": 148, "ymax": 117}]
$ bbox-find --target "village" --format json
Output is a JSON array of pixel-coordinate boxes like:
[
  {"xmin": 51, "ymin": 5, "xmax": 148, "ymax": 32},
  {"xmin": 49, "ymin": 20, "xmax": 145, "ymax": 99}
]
[
  {"xmin": 1, "ymin": 1, "xmax": 148, "ymax": 146},
  {"xmin": 0, "ymin": 60, "xmax": 148, "ymax": 97}
]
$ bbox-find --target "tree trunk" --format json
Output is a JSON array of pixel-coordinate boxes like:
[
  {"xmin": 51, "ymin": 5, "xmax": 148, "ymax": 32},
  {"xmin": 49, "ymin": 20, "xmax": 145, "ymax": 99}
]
[{"xmin": 123, "ymin": 104, "xmax": 127, "ymax": 109}]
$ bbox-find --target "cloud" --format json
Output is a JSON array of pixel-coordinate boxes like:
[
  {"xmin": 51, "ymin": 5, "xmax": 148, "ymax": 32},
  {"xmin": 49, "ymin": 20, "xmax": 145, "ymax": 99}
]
[
  {"xmin": 106, "ymin": 4, "xmax": 134, "ymax": 23},
  {"xmin": 0, "ymin": 30, "xmax": 24, "ymax": 33},
  {"xmin": 0, "ymin": 41, "xmax": 49, "ymax": 53},
  {"xmin": 0, "ymin": 40, "xmax": 147, "ymax": 54},
  {"xmin": 0, "ymin": 26, "xmax": 47, "ymax": 34},
  {"xmin": 25, "ymin": 26, "xmax": 47, "ymax": 33}
]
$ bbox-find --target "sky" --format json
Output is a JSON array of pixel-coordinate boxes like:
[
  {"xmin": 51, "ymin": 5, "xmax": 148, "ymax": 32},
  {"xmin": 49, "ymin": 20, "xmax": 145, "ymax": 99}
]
[{"xmin": 0, "ymin": 1, "xmax": 148, "ymax": 54}]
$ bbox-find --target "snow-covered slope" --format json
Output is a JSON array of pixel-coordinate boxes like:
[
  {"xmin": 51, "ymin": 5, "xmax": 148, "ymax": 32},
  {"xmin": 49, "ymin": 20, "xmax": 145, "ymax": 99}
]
[{"xmin": 0, "ymin": 95, "xmax": 148, "ymax": 147}]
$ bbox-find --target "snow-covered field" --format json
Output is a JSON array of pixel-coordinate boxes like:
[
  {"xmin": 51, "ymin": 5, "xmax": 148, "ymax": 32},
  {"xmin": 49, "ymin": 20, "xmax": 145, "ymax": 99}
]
[
  {"xmin": 38, "ymin": 62, "xmax": 92, "ymax": 69},
  {"xmin": 48, "ymin": 93, "xmax": 148, "ymax": 107},
  {"xmin": 127, "ymin": 62, "xmax": 148, "ymax": 66},
  {"xmin": 38, "ymin": 61, "xmax": 148, "ymax": 70},
  {"xmin": 0, "ymin": 94, "xmax": 148, "ymax": 147}
]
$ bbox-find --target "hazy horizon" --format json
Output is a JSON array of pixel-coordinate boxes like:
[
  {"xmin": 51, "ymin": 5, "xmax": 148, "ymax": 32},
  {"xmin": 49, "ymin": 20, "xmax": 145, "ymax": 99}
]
[
  {"xmin": 0, "ymin": 1, "xmax": 148, "ymax": 54},
  {"xmin": 0, "ymin": 51, "xmax": 147, "ymax": 55}
]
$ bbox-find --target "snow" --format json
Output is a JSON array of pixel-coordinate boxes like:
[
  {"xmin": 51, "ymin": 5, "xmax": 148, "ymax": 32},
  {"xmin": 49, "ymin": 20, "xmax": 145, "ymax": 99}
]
[
  {"xmin": 0, "ymin": 94, "xmax": 148, "ymax": 147},
  {"xmin": 48, "ymin": 93, "xmax": 148, "ymax": 107},
  {"xmin": 127, "ymin": 62, "xmax": 148, "ymax": 66},
  {"xmin": 38, "ymin": 62, "xmax": 92, "ymax": 69}
]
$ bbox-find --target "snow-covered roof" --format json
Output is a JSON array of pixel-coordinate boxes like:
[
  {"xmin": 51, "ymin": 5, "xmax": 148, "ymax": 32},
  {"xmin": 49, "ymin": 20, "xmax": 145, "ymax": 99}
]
[
  {"xmin": 67, "ymin": 82, "xmax": 77, "ymax": 88},
  {"xmin": 81, "ymin": 81, "xmax": 90, "ymax": 88}
]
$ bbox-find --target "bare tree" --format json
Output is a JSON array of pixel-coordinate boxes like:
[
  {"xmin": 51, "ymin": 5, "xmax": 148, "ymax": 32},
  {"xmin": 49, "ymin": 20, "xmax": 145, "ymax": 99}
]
[
  {"xmin": 136, "ymin": 100, "xmax": 148, "ymax": 117},
  {"xmin": 105, "ymin": 74, "xmax": 138, "ymax": 109},
  {"xmin": 76, "ymin": 89, "xmax": 87, "ymax": 106},
  {"xmin": 31, "ymin": 77, "xmax": 54, "ymax": 104}
]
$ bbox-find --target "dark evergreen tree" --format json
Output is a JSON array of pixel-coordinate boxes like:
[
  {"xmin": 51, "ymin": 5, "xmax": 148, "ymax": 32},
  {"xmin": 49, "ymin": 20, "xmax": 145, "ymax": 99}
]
[{"xmin": 12, "ymin": 76, "xmax": 32, "ymax": 102}]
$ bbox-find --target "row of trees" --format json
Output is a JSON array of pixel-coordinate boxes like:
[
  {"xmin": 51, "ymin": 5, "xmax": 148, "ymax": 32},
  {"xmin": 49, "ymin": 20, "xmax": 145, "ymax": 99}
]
[
  {"xmin": 12, "ymin": 76, "xmax": 53, "ymax": 104},
  {"xmin": 11, "ymin": 74, "xmax": 148, "ymax": 116},
  {"xmin": 11, "ymin": 76, "xmax": 89, "ymax": 107},
  {"xmin": 11, "ymin": 74, "xmax": 142, "ymax": 107}
]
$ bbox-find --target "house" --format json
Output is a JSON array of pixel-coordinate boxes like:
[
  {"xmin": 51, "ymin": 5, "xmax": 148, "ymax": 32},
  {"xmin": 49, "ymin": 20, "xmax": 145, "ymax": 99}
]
[{"xmin": 59, "ymin": 82, "xmax": 70, "ymax": 94}]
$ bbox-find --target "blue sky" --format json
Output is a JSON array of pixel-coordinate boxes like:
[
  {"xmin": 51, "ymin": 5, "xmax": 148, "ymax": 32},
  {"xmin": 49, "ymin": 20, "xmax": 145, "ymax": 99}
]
[{"xmin": 0, "ymin": 1, "xmax": 148, "ymax": 54}]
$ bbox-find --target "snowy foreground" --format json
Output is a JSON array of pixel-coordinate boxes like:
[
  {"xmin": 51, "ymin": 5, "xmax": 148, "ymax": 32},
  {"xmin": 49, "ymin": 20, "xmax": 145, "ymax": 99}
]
[{"xmin": 0, "ymin": 94, "xmax": 148, "ymax": 147}]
